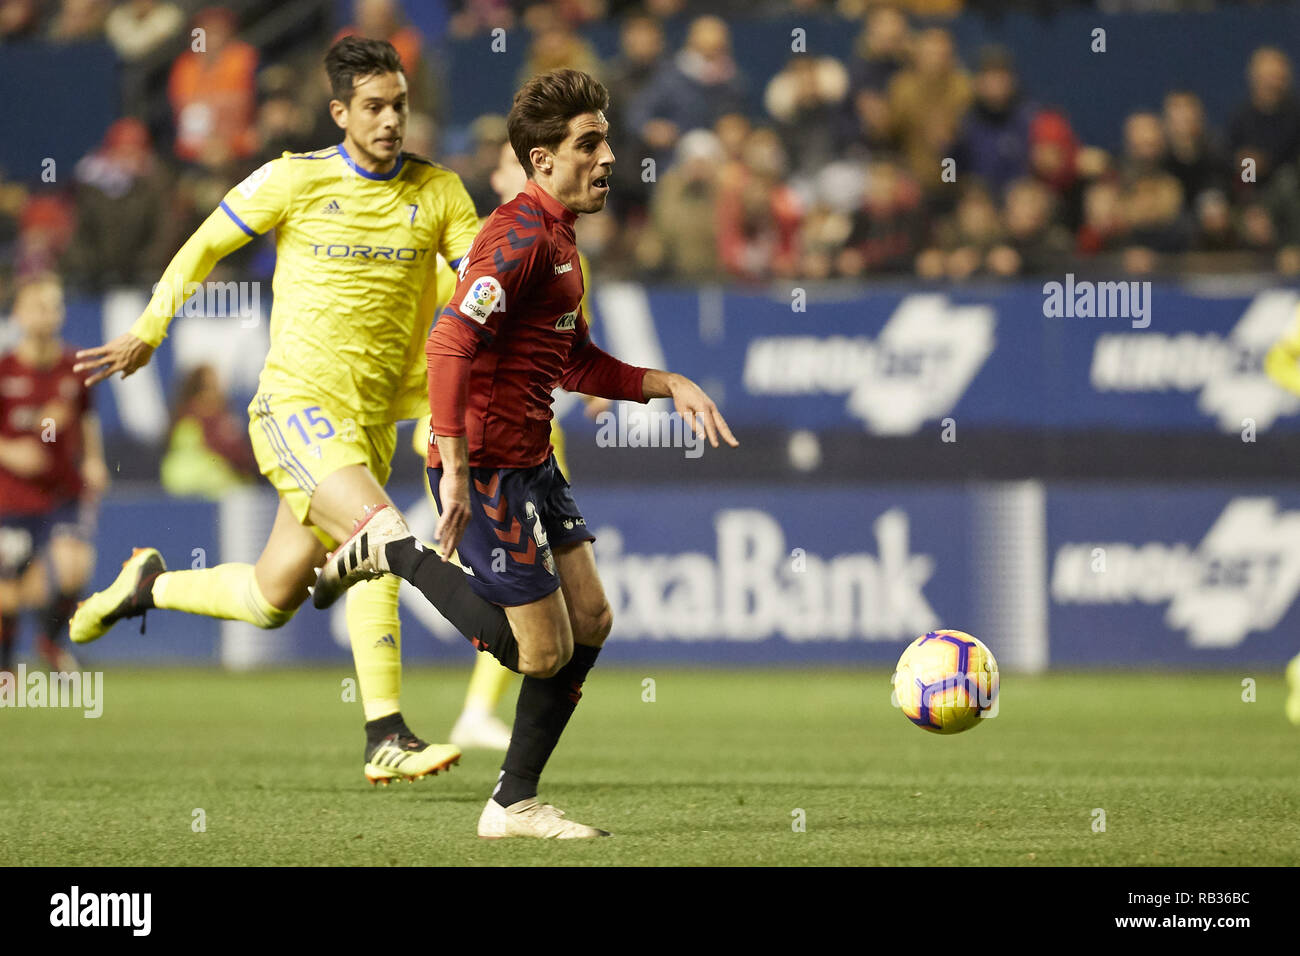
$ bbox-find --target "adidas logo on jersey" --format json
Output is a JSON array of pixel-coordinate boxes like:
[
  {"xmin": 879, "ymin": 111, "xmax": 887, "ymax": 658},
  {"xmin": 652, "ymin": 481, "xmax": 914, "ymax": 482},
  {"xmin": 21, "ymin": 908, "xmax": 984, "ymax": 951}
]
[{"xmin": 322, "ymin": 200, "xmax": 343, "ymax": 214}]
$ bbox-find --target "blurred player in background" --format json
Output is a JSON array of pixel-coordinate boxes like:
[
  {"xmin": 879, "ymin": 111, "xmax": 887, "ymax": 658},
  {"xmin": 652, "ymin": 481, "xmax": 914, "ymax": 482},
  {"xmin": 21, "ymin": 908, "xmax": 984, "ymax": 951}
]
[
  {"xmin": 1263, "ymin": 323, "xmax": 1300, "ymax": 726},
  {"xmin": 69, "ymin": 37, "xmax": 479, "ymax": 785},
  {"xmin": 421, "ymin": 139, "xmax": 611, "ymax": 752},
  {"xmin": 312, "ymin": 70, "xmax": 737, "ymax": 838},
  {"xmin": 0, "ymin": 273, "xmax": 109, "ymax": 674}
]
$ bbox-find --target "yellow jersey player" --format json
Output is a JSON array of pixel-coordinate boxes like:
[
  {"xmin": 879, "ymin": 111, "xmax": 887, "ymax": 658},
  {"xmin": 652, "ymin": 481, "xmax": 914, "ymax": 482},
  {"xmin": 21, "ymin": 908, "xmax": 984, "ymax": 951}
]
[
  {"xmin": 419, "ymin": 139, "xmax": 610, "ymax": 752},
  {"xmin": 69, "ymin": 37, "xmax": 479, "ymax": 784},
  {"xmin": 1263, "ymin": 319, "xmax": 1300, "ymax": 725}
]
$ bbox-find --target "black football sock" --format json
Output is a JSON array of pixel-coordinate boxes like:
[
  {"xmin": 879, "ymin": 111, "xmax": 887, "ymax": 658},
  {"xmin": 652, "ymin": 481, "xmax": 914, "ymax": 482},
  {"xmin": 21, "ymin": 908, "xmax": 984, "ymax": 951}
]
[
  {"xmin": 41, "ymin": 594, "xmax": 78, "ymax": 647},
  {"xmin": 384, "ymin": 539, "xmax": 520, "ymax": 672},
  {"xmin": 365, "ymin": 711, "xmax": 411, "ymax": 748},
  {"xmin": 494, "ymin": 643, "xmax": 601, "ymax": 808},
  {"xmin": 0, "ymin": 615, "xmax": 15, "ymax": 672}
]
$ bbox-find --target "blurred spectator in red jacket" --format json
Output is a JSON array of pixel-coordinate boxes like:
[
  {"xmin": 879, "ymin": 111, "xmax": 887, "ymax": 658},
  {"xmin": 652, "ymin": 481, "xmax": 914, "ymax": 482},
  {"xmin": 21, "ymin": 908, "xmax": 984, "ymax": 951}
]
[
  {"xmin": 168, "ymin": 6, "xmax": 258, "ymax": 170},
  {"xmin": 17, "ymin": 196, "xmax": 76, "ymax": 281},
  {"xmin": 838, "ymin": 159, "xmax": 924, "ymax": 276},
  {"xmin": 717, "ymin": 128, "xmax": 802, "ymax": 280}
]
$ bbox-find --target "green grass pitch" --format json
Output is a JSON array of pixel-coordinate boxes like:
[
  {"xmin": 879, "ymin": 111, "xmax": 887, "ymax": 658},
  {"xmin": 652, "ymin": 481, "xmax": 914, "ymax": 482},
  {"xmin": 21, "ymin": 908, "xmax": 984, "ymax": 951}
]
[{"xmin": 2, "ymin": 666, "xmax": 1297, "ymax": 866}]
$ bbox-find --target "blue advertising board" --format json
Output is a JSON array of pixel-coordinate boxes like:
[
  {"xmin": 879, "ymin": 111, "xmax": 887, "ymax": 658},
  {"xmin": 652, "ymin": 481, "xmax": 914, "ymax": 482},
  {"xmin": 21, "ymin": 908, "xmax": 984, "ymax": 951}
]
[{"xmin": 27, "ymin": 481, "xmax": 1299, "ymax": 670}]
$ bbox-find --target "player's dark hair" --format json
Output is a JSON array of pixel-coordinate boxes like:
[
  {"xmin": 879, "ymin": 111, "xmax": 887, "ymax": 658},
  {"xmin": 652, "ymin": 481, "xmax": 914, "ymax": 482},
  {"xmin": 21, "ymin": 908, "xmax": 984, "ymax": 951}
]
[
  {"xmin": 508, "ymin": 69, "xmax": 610, "ymax": 177},
  {"xmin": 325, "ymin": 36, "xmax": 405, "ymax": 103}
]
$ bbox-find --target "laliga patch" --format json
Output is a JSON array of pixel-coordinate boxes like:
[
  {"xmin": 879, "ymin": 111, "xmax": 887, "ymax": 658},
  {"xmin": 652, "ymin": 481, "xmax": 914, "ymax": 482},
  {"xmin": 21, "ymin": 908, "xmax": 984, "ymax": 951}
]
[
  {"xmin": 236, "ymin": 162, "xmax": 273, "ymax": 199},
  {"xmin": 460, "ymin": 276, "xmax": 504, "ymax": 324},
  {"xmin": 555, "ymin": 310, "xmax": 577, "ymax": 331}
]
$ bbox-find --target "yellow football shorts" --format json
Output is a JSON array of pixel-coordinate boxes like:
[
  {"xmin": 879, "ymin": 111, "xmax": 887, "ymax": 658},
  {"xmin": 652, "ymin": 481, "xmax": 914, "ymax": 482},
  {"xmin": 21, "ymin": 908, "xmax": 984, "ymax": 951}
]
[{"xmin": 248, "ymin": 392, "xmax": 396, "ymax": 546}]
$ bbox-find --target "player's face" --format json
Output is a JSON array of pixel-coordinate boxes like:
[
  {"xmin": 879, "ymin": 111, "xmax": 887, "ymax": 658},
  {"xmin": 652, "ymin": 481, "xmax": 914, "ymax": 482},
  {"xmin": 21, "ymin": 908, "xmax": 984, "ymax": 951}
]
[
  {"xmin": 540, "ymin": 111, "xmax": 614, "ymax": 215},
  {"xmin": 15, "ymin": 281, "xmax": 64, "ymax": 342},
  {"xmin": 334, "ymin": 70, "xmax": 408, "ymax": 172}
]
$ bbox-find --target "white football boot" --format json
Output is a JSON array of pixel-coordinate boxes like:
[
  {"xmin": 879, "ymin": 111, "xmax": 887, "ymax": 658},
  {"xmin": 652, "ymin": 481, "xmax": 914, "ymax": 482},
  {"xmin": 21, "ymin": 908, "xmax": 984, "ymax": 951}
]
[{"xmin": 477, "ymin": 797, "xmax": 611, "ymax": 839}]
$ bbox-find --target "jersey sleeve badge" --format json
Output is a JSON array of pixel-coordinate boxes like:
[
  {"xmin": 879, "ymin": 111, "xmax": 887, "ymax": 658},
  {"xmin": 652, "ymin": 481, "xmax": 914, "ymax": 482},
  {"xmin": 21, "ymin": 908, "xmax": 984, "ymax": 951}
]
[{"xmin": 460, "ymin": 276, "xmax": 505, "ymax": 324}]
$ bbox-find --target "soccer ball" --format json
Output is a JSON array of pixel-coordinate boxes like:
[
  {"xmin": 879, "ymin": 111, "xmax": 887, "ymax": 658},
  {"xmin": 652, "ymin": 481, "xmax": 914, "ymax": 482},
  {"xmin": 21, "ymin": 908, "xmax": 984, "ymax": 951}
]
[{"xmin": 893, "ymin": 630, "xmax": 999, "ymax": 734}]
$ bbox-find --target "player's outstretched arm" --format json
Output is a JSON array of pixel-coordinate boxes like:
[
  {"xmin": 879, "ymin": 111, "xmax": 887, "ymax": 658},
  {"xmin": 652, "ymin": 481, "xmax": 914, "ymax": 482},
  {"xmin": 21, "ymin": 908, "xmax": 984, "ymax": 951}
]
[
  {"xmin": 74, "ymin": 207, "xmax": 254, "ymax": 385},
  {"xmin": 76, "ymin": 158, "xmax": 287, "ymax": 386},
  {"xmin": 642, "ymin": 369, "xmax": 739, "ymax": 450}
]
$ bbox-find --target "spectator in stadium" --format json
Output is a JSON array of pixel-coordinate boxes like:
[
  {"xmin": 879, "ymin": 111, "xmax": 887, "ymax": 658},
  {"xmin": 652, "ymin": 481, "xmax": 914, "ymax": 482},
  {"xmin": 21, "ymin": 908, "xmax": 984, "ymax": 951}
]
[
  {"xmin": 1191, "ymin": 188, "xmax": 1235, "ymax": 253},
  {"xmin": 0, "ymin": 0, "xmax": 43, "ymax": 39},
  {"xmin": 601, "ymin": 13, "xmax": 667, "ymax": 220},
  {"xmin": 1075, "ymin": 177, "xmax": 1129, "ymax": 257},
  {"xmin": 764, "ymin": 54, "xmax": 851, "ymax": 178},
  {"xmin": 64, "ymin": 118, "xmax": 173, "ymax": 292},
  {"xmin": 1228, "ymin": 46, "xmax": 1300, "ymax": 189},
  {"xmin": 16, "ymin": 196, "xmax": 76, "ymax": 282},
  {"xmin": 837, "ymin": 158, "xmax": 925, "ymax": 276},
  {"xmin": 1119, "ymin": 111, "xmax": 1168, "ymax": 181},
  {"xmin": 915, "ymin": 182, "xmax": 1005, "ymax": 280},
  {"xmin": 167, "ymin": 6, "xmax": 258, "ymax": 170},
  {"xmin": 519, "ymin": 7, "xmax": 603, "ymax": 84},
  {"xmin": 986, "ymin": 177, "xmax": 1072, "ymax": 276},
  {"xmin": 886, "ymin": 27, "xmax": 971, "ymax": 192},
  {"xmin": 1027, "ymin": 108, "xmax": 1089, "ymax": 233},
  {"xmin": 104, "ymin": 0, "xmax": 183, "ymax": 62},
  {"xmin": 848, "ymin": 3, "xmax": 911, "ymax": 95},
  {"xmin": 454, "ymin": 114, "xmax": 511, "ymax": 217},
  {"xmin": 1121, "ymin": 169, "xmax": 1191, "ymax": 256},
  {"xmin": 638, "ymin": 129, "xmax": 724, "ymax": 281},
  {"xmin": 629, "ymin": 15, "xmax": 749, "ymax": 171},
  {"xmin": 251, "ymin": 66, "xmax": 322, "ymax": 167},
  {"xmin": 1161, "ymin": 90, "xmax": 1228, "ymax": 205},
  {"xmin": 448, "ymin": 0, "xmax": 514, "ymax": 39},
  {"xmin": 160, "ymin": 364, "xmax": 258, "ymax": 500},
  {"xmin": 47, "ymin": 0, "xmax": 107, "ymax": 41},
  {"xmin": 603, "ymin": 13, "xmax": 666, "ymax": 110},
  {"xmin": 953, "ymin": 46, "xmax": 1035, "ymax": 199},
  {"xmin": 717, "ymin": 127, "xmax": 802, "ymax": 280}
]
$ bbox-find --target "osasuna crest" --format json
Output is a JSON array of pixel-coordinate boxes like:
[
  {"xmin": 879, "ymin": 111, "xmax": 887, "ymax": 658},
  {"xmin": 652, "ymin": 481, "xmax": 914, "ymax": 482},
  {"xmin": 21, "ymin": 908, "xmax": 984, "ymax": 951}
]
[{"xmin": 525, "ymin": 501, "xmax": 555, "ymax": 576}]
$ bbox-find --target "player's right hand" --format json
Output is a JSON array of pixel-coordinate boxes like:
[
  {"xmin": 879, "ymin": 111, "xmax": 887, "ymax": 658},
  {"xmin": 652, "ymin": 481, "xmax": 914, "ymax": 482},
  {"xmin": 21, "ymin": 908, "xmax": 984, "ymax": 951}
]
[
  {"xmin": 436, "ymin": 469, "xmax": 472, "ymax": 562},
  {"xmin": 74, "ymin": 332, "xmax": 155, "ymax": 387}
]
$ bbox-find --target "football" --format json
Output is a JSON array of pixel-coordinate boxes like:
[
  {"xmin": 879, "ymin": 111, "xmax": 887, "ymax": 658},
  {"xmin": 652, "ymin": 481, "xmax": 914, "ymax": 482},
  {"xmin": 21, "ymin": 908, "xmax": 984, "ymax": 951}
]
[{"xmin": 893, "ymin": 630, "xmax": 999, "ymax": 734}]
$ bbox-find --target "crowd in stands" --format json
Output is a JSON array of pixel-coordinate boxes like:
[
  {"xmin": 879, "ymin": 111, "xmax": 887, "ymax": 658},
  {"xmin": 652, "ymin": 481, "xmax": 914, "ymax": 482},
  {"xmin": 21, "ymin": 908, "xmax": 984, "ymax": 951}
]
[{"xmin": 3, "ymin": 0, "xmax": 1300, "ymax": 302}]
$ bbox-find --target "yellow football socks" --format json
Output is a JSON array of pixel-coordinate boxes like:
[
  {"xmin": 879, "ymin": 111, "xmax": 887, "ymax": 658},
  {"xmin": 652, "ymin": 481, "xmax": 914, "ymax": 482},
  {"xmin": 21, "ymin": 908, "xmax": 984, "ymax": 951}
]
[
  {"xmin": 152, "ymin": 563, "xmax": 294, "ymax": 628},
  {"xmin": 346, "ymin": 575, "xmax": 404, "ymax": 721}
]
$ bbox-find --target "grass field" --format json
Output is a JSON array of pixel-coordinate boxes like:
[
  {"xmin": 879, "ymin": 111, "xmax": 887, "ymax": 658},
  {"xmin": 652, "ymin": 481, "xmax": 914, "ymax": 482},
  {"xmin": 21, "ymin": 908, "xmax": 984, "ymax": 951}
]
[{"xmin": 1, "ymin": 666, "xmax": 1297, "ymax": 866}]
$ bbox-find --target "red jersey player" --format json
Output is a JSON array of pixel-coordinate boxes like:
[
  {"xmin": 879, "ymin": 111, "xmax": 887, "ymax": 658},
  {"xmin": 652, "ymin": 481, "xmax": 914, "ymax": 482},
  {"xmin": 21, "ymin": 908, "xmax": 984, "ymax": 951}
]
[
  {"xmin": 0, "ymin": 273, "xmax": 109, "ymax": 673},
  {"xmin": 312, "ymin": 69, "xmax": 737, "ymax": 838}
]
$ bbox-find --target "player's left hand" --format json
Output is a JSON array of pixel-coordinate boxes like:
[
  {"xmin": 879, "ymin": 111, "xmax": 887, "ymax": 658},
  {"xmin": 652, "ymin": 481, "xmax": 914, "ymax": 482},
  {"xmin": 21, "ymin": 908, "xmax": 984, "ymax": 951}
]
[
  {"xmin": 667, "ymin": 375, "xmax": 738, "ymax": 450},
  {"xmin": 74, "ymin": 333, "xmax": 155, "ymax": 387}
]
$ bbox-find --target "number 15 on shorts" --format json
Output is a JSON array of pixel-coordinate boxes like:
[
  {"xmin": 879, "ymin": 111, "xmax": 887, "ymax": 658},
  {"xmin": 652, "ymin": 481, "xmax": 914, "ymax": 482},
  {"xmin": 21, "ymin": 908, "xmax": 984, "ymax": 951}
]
[{"xmin": 285, "ymin": 405, "xmax": 335, "ymax": 457}]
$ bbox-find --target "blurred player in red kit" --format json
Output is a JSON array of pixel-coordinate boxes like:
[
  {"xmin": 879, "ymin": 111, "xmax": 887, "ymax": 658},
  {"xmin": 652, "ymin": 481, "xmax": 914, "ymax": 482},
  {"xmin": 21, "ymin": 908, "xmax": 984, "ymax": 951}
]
[
  {"xmin": 0, "ymin": 273, "xmax": 109, "ymax": 673},
  {"xmin": 312, "ymin": 69, "xmax": 738, "ymax": 838}
]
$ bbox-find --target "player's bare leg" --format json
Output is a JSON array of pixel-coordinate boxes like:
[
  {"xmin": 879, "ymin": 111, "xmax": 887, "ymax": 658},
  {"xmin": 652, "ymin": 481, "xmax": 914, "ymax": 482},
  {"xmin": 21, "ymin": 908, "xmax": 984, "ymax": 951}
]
[{"xmin": 476, "ymin": 541, "xmax": 612, "ymax": 838}]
